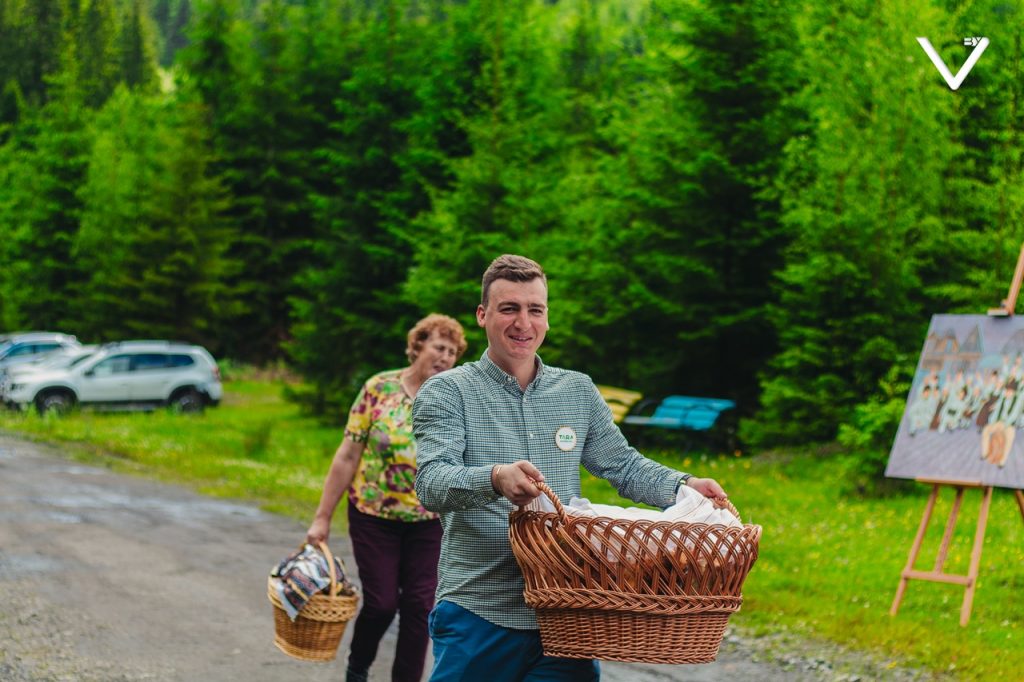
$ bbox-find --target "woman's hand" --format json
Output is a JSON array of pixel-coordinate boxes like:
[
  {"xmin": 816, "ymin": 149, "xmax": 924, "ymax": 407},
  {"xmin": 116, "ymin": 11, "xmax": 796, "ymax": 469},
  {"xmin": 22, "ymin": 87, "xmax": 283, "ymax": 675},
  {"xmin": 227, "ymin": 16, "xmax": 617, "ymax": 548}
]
[
  {"xmin": 305, "ymin": 517, "xmax": 330, "ymax": 546},
  {"xmin": 305, "ymin": 437, "xmax": 364, "ymax": 546}
]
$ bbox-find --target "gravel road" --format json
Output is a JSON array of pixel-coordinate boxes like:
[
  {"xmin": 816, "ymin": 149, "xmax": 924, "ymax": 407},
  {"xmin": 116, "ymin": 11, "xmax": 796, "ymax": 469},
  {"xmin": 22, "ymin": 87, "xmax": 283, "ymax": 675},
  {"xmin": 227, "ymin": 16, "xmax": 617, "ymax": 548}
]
[{"xmin": 0, "ymin": 435, "xmax": 933, "ymax": 681}]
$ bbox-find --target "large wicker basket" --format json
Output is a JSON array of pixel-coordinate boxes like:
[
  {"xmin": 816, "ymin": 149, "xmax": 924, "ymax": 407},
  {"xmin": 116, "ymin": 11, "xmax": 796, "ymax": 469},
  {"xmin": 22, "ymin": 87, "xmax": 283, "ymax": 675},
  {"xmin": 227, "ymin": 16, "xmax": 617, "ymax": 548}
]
[
  {"xmin": 509, "ymin": 481, "xmax": 761, "ymax": 664},
  {"xmin": 267, "ymin": 542, "xmax": 359, "ymax": 662}
]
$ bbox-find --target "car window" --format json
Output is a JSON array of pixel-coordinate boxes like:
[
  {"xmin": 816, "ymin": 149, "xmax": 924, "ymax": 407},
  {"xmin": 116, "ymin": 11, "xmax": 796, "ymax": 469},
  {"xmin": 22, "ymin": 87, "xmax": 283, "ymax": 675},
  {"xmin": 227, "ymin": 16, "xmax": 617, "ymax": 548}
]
[
  {"xmin": 6, "ymin": 344, "xmax": 37, "ymax": 358},
  {"xmin": 132, "ymin": 354, "xmax": 170, "ymax": 371},
  {"xmin": 68, "ymin": 354, "xmax": 95, "ymax": 369},
  {"xmin": 33, "ymin": 343, "xmax": 60, "ymax": 353},
  {"xmin": 90, "ymin": 355, "xmax": 132, "ymax": 376},
  {"xmin": 167, "ymin": 354, "xmax": 195, "ymax": 368}
]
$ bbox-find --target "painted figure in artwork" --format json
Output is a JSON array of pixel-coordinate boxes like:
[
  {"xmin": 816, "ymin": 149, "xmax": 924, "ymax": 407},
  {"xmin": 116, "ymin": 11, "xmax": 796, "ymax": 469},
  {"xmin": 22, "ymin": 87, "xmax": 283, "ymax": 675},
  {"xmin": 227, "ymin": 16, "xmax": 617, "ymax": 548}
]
[{"xmin": 981, "ymin": 421, "xmax": 1013, "ymax": 467}]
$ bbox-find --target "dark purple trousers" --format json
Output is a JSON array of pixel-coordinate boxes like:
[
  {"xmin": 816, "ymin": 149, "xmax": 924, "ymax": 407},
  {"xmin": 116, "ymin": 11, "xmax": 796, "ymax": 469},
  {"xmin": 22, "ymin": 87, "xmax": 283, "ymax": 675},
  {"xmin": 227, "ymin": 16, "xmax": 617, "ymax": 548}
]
[{"xmin": 346, "ymin": 500, "xmax": 442, "ymax": 682}]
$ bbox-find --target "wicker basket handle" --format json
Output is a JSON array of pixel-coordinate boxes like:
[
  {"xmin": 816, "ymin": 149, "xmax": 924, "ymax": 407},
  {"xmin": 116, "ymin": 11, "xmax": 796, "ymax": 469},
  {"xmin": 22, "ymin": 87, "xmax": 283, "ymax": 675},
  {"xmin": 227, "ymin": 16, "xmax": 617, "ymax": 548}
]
[
  {"xmin": 316, "ymin": 541, "xmax": 339, "ymax": 596},
  {"xmin": 724, "ymin": 499, "xmax": 741, "ymax": 522},
  {"xmin": 526, "ymin": 480, "xmax": 568, "ymax": 523}
]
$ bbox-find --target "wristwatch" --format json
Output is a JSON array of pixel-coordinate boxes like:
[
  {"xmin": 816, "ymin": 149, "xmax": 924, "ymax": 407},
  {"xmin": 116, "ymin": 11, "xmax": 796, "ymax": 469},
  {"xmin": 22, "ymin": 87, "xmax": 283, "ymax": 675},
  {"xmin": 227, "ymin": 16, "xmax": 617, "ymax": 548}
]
[{"xmin": 677, "ymin": 473, "xmax": 693, "ymax": 490}]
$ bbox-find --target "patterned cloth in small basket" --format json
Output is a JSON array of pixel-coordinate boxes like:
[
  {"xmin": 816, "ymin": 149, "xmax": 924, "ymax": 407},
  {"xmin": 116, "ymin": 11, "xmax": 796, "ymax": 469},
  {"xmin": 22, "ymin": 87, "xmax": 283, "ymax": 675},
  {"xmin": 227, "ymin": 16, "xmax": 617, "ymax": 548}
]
[{"xmin": 267, "ymin": 542, "xmax": 359, "ymax": 662}]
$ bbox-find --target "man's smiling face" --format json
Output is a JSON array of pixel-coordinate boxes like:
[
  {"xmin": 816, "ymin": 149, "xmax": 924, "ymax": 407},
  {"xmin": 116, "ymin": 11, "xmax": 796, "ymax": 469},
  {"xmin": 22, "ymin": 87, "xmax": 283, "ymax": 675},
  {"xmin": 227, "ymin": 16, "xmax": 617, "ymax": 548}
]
[{"xmin": 476, "ymin": 277, "xmax": 548, "ymax": 372}]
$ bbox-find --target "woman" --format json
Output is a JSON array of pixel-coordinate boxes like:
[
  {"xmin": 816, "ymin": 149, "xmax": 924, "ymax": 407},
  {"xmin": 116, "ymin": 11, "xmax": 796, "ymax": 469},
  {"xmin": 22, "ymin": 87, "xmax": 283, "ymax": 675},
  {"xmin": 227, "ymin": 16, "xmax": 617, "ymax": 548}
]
[{"xmin": 306, "ymin": 314, "xmax": 468, "ymax": 682}]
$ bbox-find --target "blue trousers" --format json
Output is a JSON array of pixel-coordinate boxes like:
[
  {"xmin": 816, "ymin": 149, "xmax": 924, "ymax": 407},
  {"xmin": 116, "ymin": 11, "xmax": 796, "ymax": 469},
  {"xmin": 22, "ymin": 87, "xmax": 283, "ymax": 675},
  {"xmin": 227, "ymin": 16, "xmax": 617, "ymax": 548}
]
[{"xmin": 427, "ymin": 600, "xmax": 600, "ymax": 682}]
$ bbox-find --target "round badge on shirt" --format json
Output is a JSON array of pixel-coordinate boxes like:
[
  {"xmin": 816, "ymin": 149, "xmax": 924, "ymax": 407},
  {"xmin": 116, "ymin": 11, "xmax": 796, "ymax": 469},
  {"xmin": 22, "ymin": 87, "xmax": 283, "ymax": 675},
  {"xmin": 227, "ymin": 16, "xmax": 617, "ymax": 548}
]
[{"xmin": 555, "ymin": 426, "xmax": 577, "ymax": 451}]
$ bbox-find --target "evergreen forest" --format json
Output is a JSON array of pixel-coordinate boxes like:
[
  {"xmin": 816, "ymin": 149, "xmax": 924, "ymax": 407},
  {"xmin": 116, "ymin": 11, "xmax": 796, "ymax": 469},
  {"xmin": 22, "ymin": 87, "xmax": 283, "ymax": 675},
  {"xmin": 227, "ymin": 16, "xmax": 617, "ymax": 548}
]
[{"xmin": 2, "ymin": 0, "xmax": 1023, "ymax": 467}]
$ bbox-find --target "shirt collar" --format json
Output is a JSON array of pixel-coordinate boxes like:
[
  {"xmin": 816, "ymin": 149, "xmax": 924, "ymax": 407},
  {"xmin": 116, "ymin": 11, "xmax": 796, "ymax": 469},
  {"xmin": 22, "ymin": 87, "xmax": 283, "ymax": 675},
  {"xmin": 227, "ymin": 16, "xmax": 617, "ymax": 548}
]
[{"xmin": 479, "ymin": 349, "xmax": 545, "ymax": 391}]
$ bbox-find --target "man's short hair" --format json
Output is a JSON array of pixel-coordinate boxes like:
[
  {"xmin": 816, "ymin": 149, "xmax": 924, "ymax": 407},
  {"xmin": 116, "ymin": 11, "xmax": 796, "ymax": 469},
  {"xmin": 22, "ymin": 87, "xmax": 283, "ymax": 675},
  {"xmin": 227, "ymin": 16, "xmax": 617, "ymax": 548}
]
[
  {"xmin": 481, "ymin": 254, "xmax": 547, "ymax": 307},
  {"xmin": 406, "ymin": 314, "xmax": 468, "ymax": 362}
]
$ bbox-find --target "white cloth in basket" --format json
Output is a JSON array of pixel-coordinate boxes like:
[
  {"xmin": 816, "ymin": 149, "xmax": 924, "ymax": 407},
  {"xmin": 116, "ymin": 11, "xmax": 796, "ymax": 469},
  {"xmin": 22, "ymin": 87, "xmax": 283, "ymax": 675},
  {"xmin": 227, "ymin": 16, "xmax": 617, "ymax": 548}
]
[
  {"xmin": 523, "ymin": 484, "xmax": 740, "ymax": 527},
  {"xmin": 569, "ymin": 484, "xmax": 742, "ymax": 528},
  {"xmin": 524, "ymin": 486, "xmax": 741, "ymax": 566}
]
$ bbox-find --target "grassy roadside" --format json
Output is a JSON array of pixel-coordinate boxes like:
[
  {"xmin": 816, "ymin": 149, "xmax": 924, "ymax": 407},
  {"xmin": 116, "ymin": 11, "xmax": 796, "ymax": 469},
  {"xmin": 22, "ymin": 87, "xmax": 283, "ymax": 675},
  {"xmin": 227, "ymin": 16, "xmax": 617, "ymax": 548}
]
[
  {"xmin": 1, "ymin": 379, "xmax": 1021, "ymax": 680},
  {"xmin": 0, "ymin": 379, "xmax": 341, "ymax": 521}
]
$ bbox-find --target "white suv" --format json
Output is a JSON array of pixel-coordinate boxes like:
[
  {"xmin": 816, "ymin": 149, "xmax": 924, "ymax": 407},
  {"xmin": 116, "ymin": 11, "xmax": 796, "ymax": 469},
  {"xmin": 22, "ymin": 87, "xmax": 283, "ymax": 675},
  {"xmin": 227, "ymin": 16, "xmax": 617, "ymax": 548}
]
[{"xmin": 4, "ymin": 340, "xmax": 223, "ymax": 414}]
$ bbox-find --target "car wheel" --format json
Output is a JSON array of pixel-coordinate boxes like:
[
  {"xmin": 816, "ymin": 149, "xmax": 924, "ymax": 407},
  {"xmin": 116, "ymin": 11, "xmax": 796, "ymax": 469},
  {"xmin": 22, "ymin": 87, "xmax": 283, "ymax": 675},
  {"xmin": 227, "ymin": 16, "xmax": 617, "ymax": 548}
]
[
  {"xmin": 170, "ymin": 389, "xmax": 204, "ymax": 414},
  {"xmin": 36, "ymin": 391, "xmax": 73, "ymax": 416}
]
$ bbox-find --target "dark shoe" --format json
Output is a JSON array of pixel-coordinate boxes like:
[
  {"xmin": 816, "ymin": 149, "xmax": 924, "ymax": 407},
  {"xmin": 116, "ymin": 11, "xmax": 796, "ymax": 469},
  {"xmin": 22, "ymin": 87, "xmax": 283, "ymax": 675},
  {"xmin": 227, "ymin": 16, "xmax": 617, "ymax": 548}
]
[{"xmin": 346, "ymin": 666, "xmax": 370, "ymax": 682}]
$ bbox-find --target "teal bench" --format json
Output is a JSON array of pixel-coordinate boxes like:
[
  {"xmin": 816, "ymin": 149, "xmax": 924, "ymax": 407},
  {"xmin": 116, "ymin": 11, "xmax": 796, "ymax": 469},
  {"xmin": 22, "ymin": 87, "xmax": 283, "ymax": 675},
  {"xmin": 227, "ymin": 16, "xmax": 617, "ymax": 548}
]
[{"xmin": 622, "ymin": 395, "xmax": 736, "ymax": 431}]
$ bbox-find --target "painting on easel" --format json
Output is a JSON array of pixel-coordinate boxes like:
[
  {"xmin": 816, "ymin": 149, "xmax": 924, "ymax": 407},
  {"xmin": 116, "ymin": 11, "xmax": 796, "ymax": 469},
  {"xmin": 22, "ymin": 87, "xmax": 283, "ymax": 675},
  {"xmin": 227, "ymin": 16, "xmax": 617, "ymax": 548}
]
[{"xmin": 886, "ymin": 314, "xmax": 1024, "ymax": 489}]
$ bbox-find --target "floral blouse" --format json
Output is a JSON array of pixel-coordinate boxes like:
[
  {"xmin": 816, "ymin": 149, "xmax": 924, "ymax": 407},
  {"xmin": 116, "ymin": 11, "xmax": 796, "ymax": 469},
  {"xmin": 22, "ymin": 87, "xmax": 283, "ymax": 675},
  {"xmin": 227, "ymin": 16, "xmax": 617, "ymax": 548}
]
[{"xmin": 345, "ymin": 369, "xmax": 438, "ymax": 522}]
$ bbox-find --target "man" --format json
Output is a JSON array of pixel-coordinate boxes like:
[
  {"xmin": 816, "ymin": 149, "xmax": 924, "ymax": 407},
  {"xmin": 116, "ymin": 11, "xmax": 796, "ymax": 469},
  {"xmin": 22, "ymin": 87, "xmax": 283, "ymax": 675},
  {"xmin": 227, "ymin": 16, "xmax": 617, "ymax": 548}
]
[{"xmin": 413, "ymin": 254, "xmax": 728, "ymax": 681}]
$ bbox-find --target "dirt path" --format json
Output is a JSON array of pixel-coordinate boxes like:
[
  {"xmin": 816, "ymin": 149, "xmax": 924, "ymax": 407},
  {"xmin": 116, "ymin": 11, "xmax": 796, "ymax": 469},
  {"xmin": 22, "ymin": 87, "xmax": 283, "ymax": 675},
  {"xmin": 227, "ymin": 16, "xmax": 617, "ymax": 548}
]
[{"xmin": 0, "ymin": 435, "xmax": 929, "ymax": 681}]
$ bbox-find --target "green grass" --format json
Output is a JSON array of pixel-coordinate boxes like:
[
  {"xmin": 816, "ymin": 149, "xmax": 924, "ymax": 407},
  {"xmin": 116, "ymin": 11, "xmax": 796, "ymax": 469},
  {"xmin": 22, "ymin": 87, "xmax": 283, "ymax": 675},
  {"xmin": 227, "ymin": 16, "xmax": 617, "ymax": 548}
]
[{"xmin": 2, "ymin": 380, "xmax": 1022, "ymax": 680}]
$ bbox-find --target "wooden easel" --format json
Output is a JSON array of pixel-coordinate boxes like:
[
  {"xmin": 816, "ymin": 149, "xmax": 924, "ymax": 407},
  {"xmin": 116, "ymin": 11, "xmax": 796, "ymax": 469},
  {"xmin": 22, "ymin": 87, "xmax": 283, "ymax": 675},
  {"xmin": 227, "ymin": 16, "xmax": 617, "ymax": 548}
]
[
  {"xmin": 890, "ymin": 242, "xmax": 1024, "ymax": 626},
  {"xmin": 987, "ymin": 242, "xmax": 1024, "ymax": 317}
]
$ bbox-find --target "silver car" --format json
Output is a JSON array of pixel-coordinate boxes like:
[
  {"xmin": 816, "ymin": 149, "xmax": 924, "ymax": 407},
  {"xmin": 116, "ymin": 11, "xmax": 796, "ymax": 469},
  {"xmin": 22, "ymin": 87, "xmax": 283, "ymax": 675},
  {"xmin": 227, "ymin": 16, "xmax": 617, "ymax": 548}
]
[
  {"xmin": 4, "ymin": 340, "xmax": 223, "ymax": 414},
  {"xmin": 0, "ymin": 345, "xmax": 98, "ymax": 399},
  {"xmin": 0, "ymin": 332, "xmax": 81, "ymax": 372}
]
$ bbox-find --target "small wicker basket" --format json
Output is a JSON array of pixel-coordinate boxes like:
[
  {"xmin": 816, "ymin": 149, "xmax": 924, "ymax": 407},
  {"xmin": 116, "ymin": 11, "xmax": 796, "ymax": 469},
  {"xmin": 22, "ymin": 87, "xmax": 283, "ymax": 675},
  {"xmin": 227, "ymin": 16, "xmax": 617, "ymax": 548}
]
[
  {"xmin": 267, "ymin": 542, "xmax": 359, "ymax": 662},
  {"xmin": 509, "ymin": 481, "xmax": 761, "ymax": 664}
]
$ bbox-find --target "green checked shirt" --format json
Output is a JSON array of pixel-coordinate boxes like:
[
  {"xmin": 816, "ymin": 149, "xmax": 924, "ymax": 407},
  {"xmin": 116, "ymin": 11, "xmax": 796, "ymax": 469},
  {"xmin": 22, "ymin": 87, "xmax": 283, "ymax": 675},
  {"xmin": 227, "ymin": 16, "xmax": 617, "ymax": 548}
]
[{"xmin": 413, "ymin": 350, "xmax": 687, "ymax": 630}]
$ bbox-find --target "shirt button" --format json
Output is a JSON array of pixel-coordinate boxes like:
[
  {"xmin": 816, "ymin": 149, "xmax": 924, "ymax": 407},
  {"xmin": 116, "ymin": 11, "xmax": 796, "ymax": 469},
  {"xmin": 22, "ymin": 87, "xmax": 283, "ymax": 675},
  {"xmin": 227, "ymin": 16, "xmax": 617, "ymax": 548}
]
[{"xmin": 530, "ymin": 433, "xmax": 534, "ymax": 438}]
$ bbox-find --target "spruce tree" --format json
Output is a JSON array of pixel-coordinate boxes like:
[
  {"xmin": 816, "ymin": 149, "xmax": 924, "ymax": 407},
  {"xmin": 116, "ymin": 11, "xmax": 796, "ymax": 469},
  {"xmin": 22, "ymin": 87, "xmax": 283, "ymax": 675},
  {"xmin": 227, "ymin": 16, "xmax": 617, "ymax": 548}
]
[
  {"xmin": 12, "ymin": 0, "xmax": 69, "ymax": 104},
  {"xmin": 292, "ymin": 0, "xmax": 449, "ymax": 412},
  {"xmin": 163, "ymin": 0, "xmax": 192, "ymax": 66},
  {"xmin": 746, "ymin": 0, "xmax": 956, "ymax": 445},
  {"xmin": 0, "ymin": 70, "xmax": 92, "ymax": 331},
  {"xmin": 0, "ymin": 1, "xmax": 12, "ymax": 90},
  {"xmin": 404, "ymin": 0, "xmax": 564, "ymax": 354},
  {"xmin": 77, "ymin": 0, "xmax": 120, "ymax": 107},
  {"xmin": 75, "ymin": 87, "xmax": 236, "ymax": 346},
  {"xmin": 118, "ymin": 0, "xmax": 160, "ymax": 92}
]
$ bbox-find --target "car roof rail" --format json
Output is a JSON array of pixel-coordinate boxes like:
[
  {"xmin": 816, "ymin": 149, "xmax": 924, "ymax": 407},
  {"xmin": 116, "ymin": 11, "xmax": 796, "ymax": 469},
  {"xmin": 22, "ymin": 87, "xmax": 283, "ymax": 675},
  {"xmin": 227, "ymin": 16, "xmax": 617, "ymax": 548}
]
[
  {"xmin": 3, "ymin": 332, "xmax": 78, "ymax": 343},
  {"xmin": 4, "ymin": 330, "xmax": 76, "ymax": 337},
  {"xmin": 100, "ymin": 339, "xmax": 195, "ymax": 348}
]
